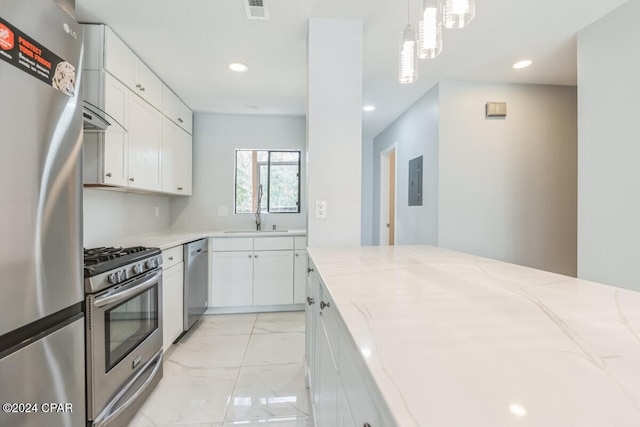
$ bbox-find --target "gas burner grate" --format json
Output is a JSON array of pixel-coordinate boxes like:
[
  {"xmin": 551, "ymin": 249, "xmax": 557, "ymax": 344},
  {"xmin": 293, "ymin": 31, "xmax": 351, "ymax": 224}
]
[{"xmin": 83, "ymin": 246, "xmax": 161, "ymax": 278}]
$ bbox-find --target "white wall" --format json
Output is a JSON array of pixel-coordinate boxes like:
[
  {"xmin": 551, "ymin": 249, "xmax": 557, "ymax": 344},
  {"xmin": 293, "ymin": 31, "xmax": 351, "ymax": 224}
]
[
  {"xmin": 170, "ymin": 113, "xmax": 307, "ymax": 231},
  {"xmin": 439, "ymin": 81, "xmax": 577, "ymax": 276},
  {"xmin": 83, "ymin": 188, "xmax": 170, "ymax": 247},
  {"xmin": 372, "ymin": 85, "xmax": 440, "ymax": 246},
  {"xmin": 577, "ymin": 0, "xmax": 640, "ymax": 290},
  {"xmin": 307, "ymin": 18, "xmax": 362, "ymax": 247},
  {"xmin": 361, "ymin": 137, "xmax": 374, "ymax": 245}
]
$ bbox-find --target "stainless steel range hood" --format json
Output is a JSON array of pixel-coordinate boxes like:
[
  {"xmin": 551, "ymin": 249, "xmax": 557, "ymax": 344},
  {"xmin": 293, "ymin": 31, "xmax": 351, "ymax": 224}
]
[{"xmin": 82, "ymin": 101, "xmax": 111, "ymax": 131}]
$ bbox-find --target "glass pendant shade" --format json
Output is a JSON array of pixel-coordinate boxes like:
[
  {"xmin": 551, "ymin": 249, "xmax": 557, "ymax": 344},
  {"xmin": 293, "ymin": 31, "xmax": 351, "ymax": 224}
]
[
  {"xmin": 399, "ymin": 23, "xmax": 418, "ymax": 84},
  {"xmin": 418, "ymin": 0, "xmax": 443, "ymax": 59},
  {"xmin": 444, "ymin": 0, "xmax": 475, "ymax": 29}
]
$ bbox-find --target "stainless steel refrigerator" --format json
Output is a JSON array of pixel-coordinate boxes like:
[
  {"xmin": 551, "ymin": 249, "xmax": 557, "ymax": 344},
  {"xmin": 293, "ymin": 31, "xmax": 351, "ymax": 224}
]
[{"xmin": 0, "ymin": 1, "xmax": 85, "ymax": 426}]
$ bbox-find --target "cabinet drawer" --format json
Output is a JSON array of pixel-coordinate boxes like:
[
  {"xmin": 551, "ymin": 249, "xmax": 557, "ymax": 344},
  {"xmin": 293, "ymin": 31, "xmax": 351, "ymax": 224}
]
[
  {"xmin": 254, "ymin": 236, "xmax": 294, "ymax": 251},
  {"xmin": 162, "ymin": 245, "xmax": 183, "ymax": 269},
  {"xmin": 211, "ymin": 237, "xmax": 253, "ymax": 252},
  {"xmin": 294, "ymin": 236, "xmax": 307, "ymax": 250}
]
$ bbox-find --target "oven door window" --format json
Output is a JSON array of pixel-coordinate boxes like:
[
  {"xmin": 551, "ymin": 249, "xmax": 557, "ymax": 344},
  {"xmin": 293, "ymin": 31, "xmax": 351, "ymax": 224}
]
[{"xmin": 105, "ymin": 284, "xmax": 158, "ymax": 372}]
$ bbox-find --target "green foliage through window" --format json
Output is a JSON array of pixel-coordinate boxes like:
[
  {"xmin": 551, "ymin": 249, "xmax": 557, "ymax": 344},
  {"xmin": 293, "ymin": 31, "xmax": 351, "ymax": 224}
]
[{"xmin": 235, "ymin": 150, "xmax": 301, "ymax": 214}]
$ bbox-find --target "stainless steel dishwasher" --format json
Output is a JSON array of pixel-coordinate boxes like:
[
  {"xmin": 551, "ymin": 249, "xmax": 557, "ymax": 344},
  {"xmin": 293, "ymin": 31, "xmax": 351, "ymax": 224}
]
[{"xmin": 183, "ymin": 239, "xmax": 209, "ymax": 332}]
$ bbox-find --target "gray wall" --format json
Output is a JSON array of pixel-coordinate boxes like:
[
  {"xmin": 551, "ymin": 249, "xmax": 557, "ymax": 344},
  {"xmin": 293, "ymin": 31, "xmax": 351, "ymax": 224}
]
[
  {"xmin": 307, "ymin": 18, "xmax": 362, "ymax": 247},
  {"xmin": 439, "ymin": 82, "xmax": 577, "ymax": 276},
  {"xmin": 170, "ymin": 113, "xmax": 307, "ymax": 232},
  {"xmin": 371, "ymin": 81, "xmax": 578, "ymax": 276},
  {"xmin": 372, "ymin": 85, "xmax": 440, "ymax": 246},
  {"xmin": 83, "ymin": 189, "xmax": 170, "ymax": 247},
  {"xmin": 577, "ymin": 0, "xmax": 640, "ymax": 290},
  {"xmin": 361, "ymin": 137, "xmax": 374, "ymax": 245}
]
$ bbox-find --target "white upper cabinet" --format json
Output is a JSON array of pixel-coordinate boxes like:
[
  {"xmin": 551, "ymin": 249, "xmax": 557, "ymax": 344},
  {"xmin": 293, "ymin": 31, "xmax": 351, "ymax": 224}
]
[
  {"xmin": 162, "ymin": 118, "xmax": 193, "ymax": 195},
  {"xmin": 83, "ymin": 24, "xmax": 193, "ymax": 196},
  {"xmin": 101, "ymin": 26, "xmax": 162, "ymax": 108},
  {"xmin": 127, "ymin": 95, "xmax": 162, "ymax": 191},
  {"xmin": 162, "ymin": 85, "xmax": 193, "ymax": 134}
]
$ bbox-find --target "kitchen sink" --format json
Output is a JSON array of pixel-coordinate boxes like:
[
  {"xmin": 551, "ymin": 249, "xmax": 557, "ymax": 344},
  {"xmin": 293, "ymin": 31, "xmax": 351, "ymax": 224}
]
[{"xmin": 224, "ymin": 230, "xmax": 289, "ymax": 233}]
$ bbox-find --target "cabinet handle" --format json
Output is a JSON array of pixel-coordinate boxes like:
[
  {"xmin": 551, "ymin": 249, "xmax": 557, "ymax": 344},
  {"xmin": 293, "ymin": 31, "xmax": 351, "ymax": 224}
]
[
  {"xmin": 177, "ymin": 187, "xmax": 183, "ymax": 191},
  {"xmin": 364, "ymin": 424, "xmax": 372, "ymax": 427},
  {"xmin": 307, "ymin": 267, "xmax": 314, "ymax": 273},
  {"xmin": 168, "ymin": 257, "xmax": 174, "ymax": 261},
  {"xmin": 249, "ymin": 255, "xmax": 252, "ymax": 258},
  {"xmin": 106, "ymin": 172, "xmax": 112, "ymax": 178},
  {"xmin": 129, "ymin": 177, "xmax": 135, "ymax": 182},
  {"xmin": 141, "ymin": 87, "xmax": 146, "ymax": 91},
  {"xmin": 307, "ymin": 296, "xmax": 314, "ymax": 306},
  {"xmin": 320, "ymin": 301, "xmax": 330, "ymax": 310},
  {"xmin": 178, "ymin": 118, "xmax": 184, "ymax": 123},
  {"xmin": 254, "ymin": 254, "xmax": 259, "ymax": 259},
  {"xmin": 295, "ymin": 253, "xmax": 299, "ymax": 257},
  {"xmin": 136, "ymin": 83, "xmax": 142, "ymax": 89}
]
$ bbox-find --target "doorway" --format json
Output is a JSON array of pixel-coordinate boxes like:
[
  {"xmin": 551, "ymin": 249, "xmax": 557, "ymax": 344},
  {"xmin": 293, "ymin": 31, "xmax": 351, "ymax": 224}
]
[{"xmin": 380, "ymin": 144, "xmax": 397, "ymax": 245}]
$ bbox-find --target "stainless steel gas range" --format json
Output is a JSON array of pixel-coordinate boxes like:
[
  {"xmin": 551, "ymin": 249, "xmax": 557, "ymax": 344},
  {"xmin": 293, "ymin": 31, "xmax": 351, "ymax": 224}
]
[{"xmin": 84, "ymin": 246, "xmax": 164, "ymax": 427}]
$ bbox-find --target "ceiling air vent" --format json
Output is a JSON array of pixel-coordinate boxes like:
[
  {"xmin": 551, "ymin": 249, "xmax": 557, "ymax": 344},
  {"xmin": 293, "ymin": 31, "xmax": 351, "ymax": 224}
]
[{"xmin": 244, "ymin": 0, "xmax": 269, "ymax": 20}]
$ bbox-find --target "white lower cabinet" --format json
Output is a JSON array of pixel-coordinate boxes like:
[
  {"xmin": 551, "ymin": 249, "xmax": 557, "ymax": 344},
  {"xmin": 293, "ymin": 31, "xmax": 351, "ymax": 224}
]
[
  {"xmin": 253, "ymin": 250, "xmax": 294, "ymax": 305},
  {"xmin": 162, "ymin": 246, "xmax": 184, "ymax": 350},
  {"xmin": 307, "ymin": 260, "xmax": 394, "ymax": 427},
  {"xmin": 293, "ymin": 250, "xmax": 307, "ymax": 304},
  {"xmin": 211, "ymin": 236, "xmax": 300, "ymax": 309},
  {"xmin": 211, "ymin": 251, "xmax": 253, "ymax": 307}
]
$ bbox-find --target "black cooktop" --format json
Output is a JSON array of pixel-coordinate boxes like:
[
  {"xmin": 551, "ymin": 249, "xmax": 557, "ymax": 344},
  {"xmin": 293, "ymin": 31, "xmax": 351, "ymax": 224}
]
[{"xmin": 83, "ymin": 246, "xmax": 161, "ymax": 278}]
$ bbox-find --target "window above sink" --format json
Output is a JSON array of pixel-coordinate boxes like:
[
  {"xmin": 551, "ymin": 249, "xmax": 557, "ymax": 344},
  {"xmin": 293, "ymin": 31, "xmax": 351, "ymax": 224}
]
[{"xmin": 234, "ymin": 149, "xmax": 301, "ymax": 214}]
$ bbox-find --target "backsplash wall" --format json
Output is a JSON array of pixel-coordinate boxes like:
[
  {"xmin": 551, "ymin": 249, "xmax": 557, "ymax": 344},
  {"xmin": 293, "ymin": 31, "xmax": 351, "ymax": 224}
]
[{"xmin": 83, "ymin": 188, "xmax": 170, "ymax": 247}]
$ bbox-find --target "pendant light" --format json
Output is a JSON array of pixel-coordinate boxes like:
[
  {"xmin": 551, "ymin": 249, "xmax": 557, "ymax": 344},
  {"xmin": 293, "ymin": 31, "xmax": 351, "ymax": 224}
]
[
  {"xmin": 418, "ymin": 0, "xmax": 443, "ymax": 59},
  {"xmin": 444, "ymin": 0, "xmax": 475, "ymax": 29},
  {"xmin": 399, "ymin": 0, "xmax": 418, "ymax": 84}
]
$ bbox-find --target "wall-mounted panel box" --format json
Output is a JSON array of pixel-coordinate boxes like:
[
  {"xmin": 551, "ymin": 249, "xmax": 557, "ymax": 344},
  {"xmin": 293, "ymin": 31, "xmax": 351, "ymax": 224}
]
[{"xmin": 409, "ymin": 156, "xmax": 423, "ymax": 206}]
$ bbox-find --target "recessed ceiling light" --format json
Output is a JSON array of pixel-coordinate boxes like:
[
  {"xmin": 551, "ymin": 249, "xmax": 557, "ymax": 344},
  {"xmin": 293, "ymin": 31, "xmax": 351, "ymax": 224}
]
[
  {"xmin": 228, "ymin": 62, "xmax": 249, "ymax": 73},
  {"xmin": 513, "ymin": 60, "xmax": 532, "ymax": 69},
  {"xmin": 363, "ymin": 105, "xmax": 376, "ymax": 112},
  {"xmin": 509, "ymin": 404, "xmax": 527, "ymax": 417}
]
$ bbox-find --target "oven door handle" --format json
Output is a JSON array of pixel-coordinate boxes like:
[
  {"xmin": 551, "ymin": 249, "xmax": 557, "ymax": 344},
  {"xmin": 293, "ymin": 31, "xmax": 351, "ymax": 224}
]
[{"xmin": 93, "ymin": 271, "xmax": 161, "ymax": 308}]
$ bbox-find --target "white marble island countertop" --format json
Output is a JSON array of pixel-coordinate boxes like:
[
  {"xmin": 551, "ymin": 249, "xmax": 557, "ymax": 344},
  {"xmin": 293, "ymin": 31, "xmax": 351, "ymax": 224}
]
[{"xmin": 306, "ymin": 245, "xmax": 640, "ymax": 427}]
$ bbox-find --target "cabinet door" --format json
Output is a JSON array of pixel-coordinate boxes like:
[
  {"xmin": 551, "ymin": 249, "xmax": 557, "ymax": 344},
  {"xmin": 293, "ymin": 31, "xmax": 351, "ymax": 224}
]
[
  {"xmin": 101, "ymin": 74, "xmax": 129, "ymax": 186},
  {"xmin": 305, "ymin": 266, "xmax": 318, "ymax": 390},
  {"xmin": 104, "ymin": 27, "xmax": 137, "ymax": 90},
  {"xmin": 315, "ymin": 314, "xmax": 339, "ymax": 427},
  {"xmin": 293, "ymin": 250, "xmax": 307, "ymax": 304},
  {"xmin": 253, "ymin": 250, "xmax": 294, "ymax": 306},
  {"xmin": 136, "ymin": 61, "xmax": 163, "ymax": 108},
  {"xmin": 162, "ymin": 85, "xmax": 193, "ymax": 134},
  {"xmin": 162, "ymin": 263, "xmax": 184, "ymax": 349},
  {"xmin": 211, "ymin": 251, "xmax": 253, "ymax": 307},
  {"xmin": 127, "ymin": 96, "xmax": 162, "ymax": 191},
  {"xmin": 162, "ymin": 118, "xmax": 192, "ymax": 195}
]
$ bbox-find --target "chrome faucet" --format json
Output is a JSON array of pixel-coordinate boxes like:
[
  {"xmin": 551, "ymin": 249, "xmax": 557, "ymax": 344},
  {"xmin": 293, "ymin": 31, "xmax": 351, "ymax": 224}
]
[{"xmin": 255, "ymin": 184, "xmax": 263, "ymax": 231}]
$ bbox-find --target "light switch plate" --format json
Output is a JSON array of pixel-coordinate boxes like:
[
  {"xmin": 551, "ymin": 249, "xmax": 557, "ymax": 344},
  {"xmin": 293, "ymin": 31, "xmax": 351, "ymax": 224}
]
[{"xmin": 315, "ymin": 200, "xmax": 327, "ymax": 219}]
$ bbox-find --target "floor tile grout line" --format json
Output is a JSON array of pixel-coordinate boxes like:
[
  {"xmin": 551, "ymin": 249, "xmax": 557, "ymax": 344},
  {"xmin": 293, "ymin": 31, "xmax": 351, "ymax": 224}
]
[{"xmin": 221, "ymin": 313, "xmax": 259, "ymax": 423}]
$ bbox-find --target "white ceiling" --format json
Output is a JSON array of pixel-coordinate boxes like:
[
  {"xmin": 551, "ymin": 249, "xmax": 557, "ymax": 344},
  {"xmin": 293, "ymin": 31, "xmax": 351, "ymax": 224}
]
[{"xmin": 75, "ymin": 0, "xmax": 628, "ymax": 139}]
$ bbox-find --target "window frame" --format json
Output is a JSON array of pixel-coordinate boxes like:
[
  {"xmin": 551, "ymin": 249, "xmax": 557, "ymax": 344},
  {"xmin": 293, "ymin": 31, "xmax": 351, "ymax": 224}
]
[{"xmin": 234, "ymin": 149, "xmax": 301, "ymax": 214}]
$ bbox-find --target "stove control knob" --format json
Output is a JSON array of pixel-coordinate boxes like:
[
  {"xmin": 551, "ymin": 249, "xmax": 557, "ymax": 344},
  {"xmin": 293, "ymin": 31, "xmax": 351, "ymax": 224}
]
[
  {"xmin": 133, "ymin": 264, "xmax": 142, "ymax": 274},
  {"xmin": 108, "ymin": 273, "xmax": 118, "ymax": 284}
]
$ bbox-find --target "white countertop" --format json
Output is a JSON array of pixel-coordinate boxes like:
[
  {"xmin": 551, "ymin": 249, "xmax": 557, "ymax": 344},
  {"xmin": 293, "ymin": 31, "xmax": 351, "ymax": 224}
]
[
  {"xmin": 108, "ymin": 229, "xmax": 306, "ymax": 250},
  {"xmin": 306, "ymin": 245, "xmax": 640, "ymax": 427}
]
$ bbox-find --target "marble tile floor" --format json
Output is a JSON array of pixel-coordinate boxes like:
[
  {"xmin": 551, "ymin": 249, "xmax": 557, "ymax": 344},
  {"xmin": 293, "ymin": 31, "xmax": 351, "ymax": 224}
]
[{"xmin": 129, "ymin": 311, "xmax": 312, "ymax": 427}]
